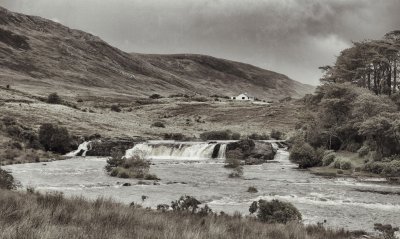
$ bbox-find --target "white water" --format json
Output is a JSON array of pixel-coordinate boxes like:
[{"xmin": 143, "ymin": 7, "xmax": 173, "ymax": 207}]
[
  {"xmin": 66, "ymin": 141, "xmax": 91, "ymax": 157},
  {"xmin": 4, "ymin": 142, "xmax": 400, "ymax": 232},
  {"xmin": 125, "ymin": 142, "xmax": 227, "ymax": 161}
]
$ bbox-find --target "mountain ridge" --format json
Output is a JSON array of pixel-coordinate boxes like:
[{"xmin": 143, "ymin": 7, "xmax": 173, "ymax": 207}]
[{"xmin": 0, "ymin": 6, "xmax": 314, "ymax": 100}]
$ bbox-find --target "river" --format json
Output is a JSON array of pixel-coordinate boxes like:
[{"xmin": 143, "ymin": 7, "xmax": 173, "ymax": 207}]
[{"xmin": 4, "ymin": 144, "xmax": 400, "ymax": 232}]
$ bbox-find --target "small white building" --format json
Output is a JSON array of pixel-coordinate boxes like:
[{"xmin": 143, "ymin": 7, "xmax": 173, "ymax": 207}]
[{"xmin": 230, "ymin": 93, "xmax": 255, "ymax": 101}]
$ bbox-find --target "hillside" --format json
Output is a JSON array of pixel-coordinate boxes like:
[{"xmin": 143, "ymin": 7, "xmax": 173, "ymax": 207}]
[{"xmin": 0, "ymin": 6, "xmax": 313, "ymax": 100}]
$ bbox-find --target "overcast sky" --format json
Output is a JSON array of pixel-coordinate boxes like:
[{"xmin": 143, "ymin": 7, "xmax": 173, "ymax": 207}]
[{"xmin": 1, "ymin": 0, "xmax": 400, "ymax": 85}]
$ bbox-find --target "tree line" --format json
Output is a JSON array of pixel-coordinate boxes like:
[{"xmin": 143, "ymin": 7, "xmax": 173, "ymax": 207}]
[{"xmin": 320, "ymin": 30, "xmax": 400, "ymax": 96}]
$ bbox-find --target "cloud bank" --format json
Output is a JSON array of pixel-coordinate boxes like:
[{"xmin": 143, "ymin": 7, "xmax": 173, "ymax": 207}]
[{"xmin": 2, "ymin": 0, "xmax": 400, "ymax": 85}]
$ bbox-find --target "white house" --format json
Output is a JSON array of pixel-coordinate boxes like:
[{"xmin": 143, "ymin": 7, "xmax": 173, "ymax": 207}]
[{"xmin": 230, "ymin": 93, "xmax": 255, "ymax": 101}]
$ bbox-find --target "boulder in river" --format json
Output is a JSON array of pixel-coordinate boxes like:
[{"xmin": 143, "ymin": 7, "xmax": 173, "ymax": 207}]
[
  {"xmin": 85, "ymin": 137, "xmax": 142, "ymax": 156},
  {"xmin": 226, "ymin": 139, "xmax": 276, "ymax": 165}
]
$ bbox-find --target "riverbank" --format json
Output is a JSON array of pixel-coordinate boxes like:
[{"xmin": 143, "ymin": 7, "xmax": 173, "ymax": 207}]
[
  {"xmin": 308, "ymin": 151, "xmax": 400, "ymax": 183},
  {"xmin": 0, "ymin": 188, "xmax": 372, "ymax": 239}
]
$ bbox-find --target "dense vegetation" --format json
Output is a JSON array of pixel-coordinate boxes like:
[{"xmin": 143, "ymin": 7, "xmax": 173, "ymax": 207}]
[
  {"xmin": 0, "ymin": 117, "xmax": 66, "ymax": 165},
  {"xmin": 0, "ymin": 168, "xmax": 15, "ymax": 190},
  {"xmin": 105, "ymin": 150, "xmax": 158, "ymax": 180},
  {"xmin": 290, "ymin": 30, "xmax": 400, "ymax": 179}
]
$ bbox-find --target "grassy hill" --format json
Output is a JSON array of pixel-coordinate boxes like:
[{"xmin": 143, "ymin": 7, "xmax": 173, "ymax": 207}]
[{"xmin": 0, "ymin": 6, "xmax": 313, "ymax": 101}]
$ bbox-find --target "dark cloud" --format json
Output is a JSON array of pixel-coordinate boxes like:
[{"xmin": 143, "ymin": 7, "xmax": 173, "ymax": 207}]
[{"xmin": 1, "ymin": 0, "xmax": 399, "ymax": 85}]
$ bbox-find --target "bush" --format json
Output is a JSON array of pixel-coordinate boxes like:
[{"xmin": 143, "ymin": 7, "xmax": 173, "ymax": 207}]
[
  {"xmin": 105, "ymin": 151, "xmax": 155, "ymax": 179},
  {"xmin": 0, "ymin": 168, "xmax": 16, "ymax": 190},
  {"xmin": 247, "ymin": 186, "xmax": 258, "ymax": 193},
  {"xmin": 357, "ymin": 145, "xmax": 370, "ymax": 158},
  {"xmin": 289, "ymin": 143, "xmax": 321, "ymax": 169},
  {"xmin": 251, "ymin": 199, "xmax": 302, "ymax": 223},
  {"xmin": 163, "ymin": 133, "xmax": 186, "ymax": 141},
  {"xmin": 171, "ymin": 195, "xmax": 201, "ymax": 213},
  {"xmin": 2, "ymin": 116, "xmax": 16, "ymax": 126},
  {"xmin": 38, "ymin": 123, "xmax": 71, "ymax": 154},
  {"xmin": 151, "ymin": 122, "xmax": 165, "ymax": 128},
  {"xmin": 47, "ymin": 93, "xmax": 62, "ymax": 104},
  {"xmin": 225, "ymin": 157, "xmax": 241, "ymax": 168},
  {"xmin": 200, "ymin": 130, "xmax": 236, "ymax": 140},
  {"xmin": 228, "ymin": 166, "xmax": 243, "ymax": 178},
  {"xmin": 110, "ymin": 105, "xmax": 121, "ymax": 112},
  {"xmin": 248, "ymin": 133, "xmax": 269, "ymax": 140},
  {"xmin": 231, "ymin": 133, "xmax": 241, "ymax": 140},
  {"xmin": 363, "ymin": 161, "xmax": 386, "ymax": 174},
  {"xmin": 333, "ymin": 158, "xmax": 341, "ymax": 169},
  {"xmin": 340, "ymin": 159, "xmax": 352, "ymax": 170},
  {"xmin": 322, "ymin": 152, "xmax": 336, "ymax": 166},
  {"xmin": 382, "ymin": 159, "xmax": 400, "ymax": 177},
  {"xmin": 270, "ymin": 129, "xmax": 284, "ymax": 140},
  {"xmin": 149, "ymin": 94, "xmax": 162, "ymax": 99}
]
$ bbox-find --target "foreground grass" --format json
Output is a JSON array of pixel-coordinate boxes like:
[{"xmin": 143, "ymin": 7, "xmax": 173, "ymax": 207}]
[{"xmin": 0, "ymin": 189, "xmax": 371, "ymax": 239}]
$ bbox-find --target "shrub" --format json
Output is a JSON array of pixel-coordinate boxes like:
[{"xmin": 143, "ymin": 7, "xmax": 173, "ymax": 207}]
[
  {"xmin": 164, "ymin": 133, "xmax": 186, "ymax": 141},
  {"xmin": 47, "ymin": 93, "xmax": 61, "ymax": 104},
  {"xmin": 289, "ymin": 143, "xmax": 320, "ymax": 169},
  {"xmin": 231, "ymin": 133, "xmax": 241, "ymax": 140},
  {"xmin": 228, "ymin": 166, "xmax": 243, "ymax": 178},
  {"xmin": 382, "ymin": 159, "xmax": 400, "ymax": 177},
  {"xmin": 110, "ymin": 105, "xmax": 121, "ymax": 112},
  {"xmin": 149, "ymin": 94, "xmax": 162, "ymax": 99},
  {"xmin": 2, "ymin": 116, "xmax": 16, "ymax": 126},
  {"xmin": 6, "ymin": 125, "xmax": 22, "ymax": 138},
  {"xmin": 333, "ymin": 158, "xmax": 341, "ymax": 169},
  {"xmin": 200, "ymin": 130, "xmax": 231, "ymax": 140},
  {"xmin": 248, "ymin": 133, "xmax": 269, "ymax": 140},
  {"xmin": 151, "ymin": 122, "xmax": 165, "ymax": 128},
  {"xmin": 225, "ymin": 157, "xmax": 241, "ymax": 168},
  {"xmin": 345, "ymin": 142, "xmax": 361, "ymax": 152},
  {"xmin": 247, "ymin": 186, "xmax": 258, "ymax": 193},
  {"xmin": 270, "ymin": 129, "xmax": 284, "ymax": 140},
  {"xmin": 105, "ymin": 151, "xmax": 154, "ymax": 179},
  {"xmin": 340, "ymin": 159, "xmax": 352, "ymax": 170},
  {"xmin": 251, "ymin": 199, "xmax": 302, "ymax": 223},
  {"xmin": 374, "ymin": 223, "xmax": 399, "ymax": 239},
  {"xmin": 156, "ymin": 204, "xmax": 170, "ymax": 212},
  {"xmin": 38, "ymin": 123, "xmax": 71, "ymax": 154},
  {"xmin": 0, "ymin": 168, "xmax": 16, "ymax": 190},
  {"xmin": 322, "ymin": 152, "xmax": 336, "ymax": 166},
  {"xmin": 171, "ymin": 195, "xmax": 201, "ymax": 213},
  {"xmin": 357, "ymin": 145, "xmax": 370, "ymax": 158},
  {"xmin": 363, "ymin": 161, "xmax": 386, "ymax": 174}
]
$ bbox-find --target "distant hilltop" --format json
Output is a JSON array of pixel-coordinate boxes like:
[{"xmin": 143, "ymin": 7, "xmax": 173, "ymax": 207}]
[{"xmin": 0, "ymin": 6, "xmax": 314, "ymax": 100}]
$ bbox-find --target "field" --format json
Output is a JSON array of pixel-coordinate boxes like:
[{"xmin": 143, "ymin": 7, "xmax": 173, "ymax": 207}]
[
  {"xmin": 0, "ymin": 87, "xmax": 301, "ymax": 139},
  {"xmin": 0, "ymin": 189, "xmax": 368, "ymax": 239}
]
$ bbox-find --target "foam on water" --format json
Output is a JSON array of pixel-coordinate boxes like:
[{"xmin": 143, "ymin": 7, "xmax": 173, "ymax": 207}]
[{"xmin": 125, "ymin": 142, "xmax": 228, "ymax": 161}]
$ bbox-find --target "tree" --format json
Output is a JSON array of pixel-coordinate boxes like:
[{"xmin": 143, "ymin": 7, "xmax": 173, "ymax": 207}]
[
  {"xmin": 47, "ymin": 92, "xmax": 62, "ymax": 104},
  {"xmin": 38, "ymin": 123, "xmax": 71, "ymax": 154}
]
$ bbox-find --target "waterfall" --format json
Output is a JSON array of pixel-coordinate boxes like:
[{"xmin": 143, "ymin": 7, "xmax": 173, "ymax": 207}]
[
  {"xmin": 125, "ymin": 142, "xmax": 227, "ymax": 161},
  {"xmin": 66, "ymin": 141, "xmax": 91, "ymax": 157}
]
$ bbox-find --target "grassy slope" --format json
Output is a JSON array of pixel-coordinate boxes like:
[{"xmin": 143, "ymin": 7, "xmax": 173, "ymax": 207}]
[
  {"xmin": 0, "ymin": 189, "xmax": 368, "ymax": 239},
  {"xmin": 0, "ymin": 6, "xmax": 313, "ymax": 101},
  {"xmin": 0, "ymin": 87, "xmax": 301, "ymax": 139}
]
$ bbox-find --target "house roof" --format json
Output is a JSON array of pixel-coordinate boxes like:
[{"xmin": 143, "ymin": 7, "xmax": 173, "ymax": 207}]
[{"xmin": 237, "ymin": 93, "xmax": 254, "ymax": 98}]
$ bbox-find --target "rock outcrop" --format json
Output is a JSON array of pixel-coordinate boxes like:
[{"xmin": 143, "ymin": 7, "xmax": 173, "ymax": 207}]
[
  {"xmin": 226, "ymin": 139, "xmax": 276, "ymax": 165},
  {"xmin": 85, "ymin": 137, "xmax": 141, "ymax": 156}
]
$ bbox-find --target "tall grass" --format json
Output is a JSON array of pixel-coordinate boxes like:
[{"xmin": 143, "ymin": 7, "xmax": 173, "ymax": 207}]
[{"xmin": 0, "ymin": 189, "xmax": 369, "ymax": 239}]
